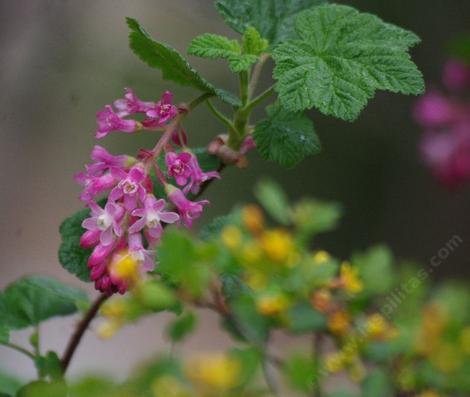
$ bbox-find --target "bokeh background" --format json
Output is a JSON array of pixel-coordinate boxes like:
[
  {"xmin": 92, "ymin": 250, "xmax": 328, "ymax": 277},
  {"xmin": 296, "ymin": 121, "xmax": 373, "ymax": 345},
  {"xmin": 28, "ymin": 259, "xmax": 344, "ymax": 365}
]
[{"xmin": 1, "ymin": 0, "xmax": 469, "ymax": 381}]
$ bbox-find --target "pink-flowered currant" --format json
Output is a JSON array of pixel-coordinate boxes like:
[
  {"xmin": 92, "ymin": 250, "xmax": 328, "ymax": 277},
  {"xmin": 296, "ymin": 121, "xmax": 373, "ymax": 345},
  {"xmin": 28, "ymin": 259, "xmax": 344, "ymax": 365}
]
[{"xmin": 76, "ymin": 89, "xmax": 221, "ymax": 294}]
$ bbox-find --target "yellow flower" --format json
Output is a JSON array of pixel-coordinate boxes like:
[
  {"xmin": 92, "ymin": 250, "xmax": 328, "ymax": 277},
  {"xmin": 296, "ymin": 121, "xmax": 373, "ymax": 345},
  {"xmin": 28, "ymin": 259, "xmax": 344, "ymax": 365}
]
[
  {"xmin": 242, "ymin": 204, "xmax": 264, "ymax": 234},
  {"xmin": 260, "ymin": 229, "xmax": 294, "ymax": 263},
  {"xmin": 97, "ymin": 320, "xmax": 121, "ymax": 340},
  {"xmin": 256, "ymin": 293, "xmax": 289, "ymax": 316},
  {"xmin": 313, "ymin": 250, "xmax": 331, "ymax": 265},
  {"xmin": 349, "ymin": 359, "xmax": 366, "ymax": 382},
  {"xmin": 241, "ymin": 241, "xmax": 263, "ymax": 264},
  {"xmin": 328, "ymin": 310, "xmax": 350, "ymax": 336},
  {"xmin": 245, "ymin": 270, "xmax": 267, "ymax": 289},
  {"xmin": 221, "ymin": 225, "xmax": 243, "ymax": 250},
  {"xmin": 324, "ymin": 352, "xmax": 344, "ymax": 373},
  {"xmin": 460, "ymin": 326, "xmax": 470, "ymax": 355},
  {"xmin": 101, "ymin": 299, "xmax": 126, "ymax": 319},
  {"xmin": 366, "ymin": 313, "xmax": 396, "ymax": 340},
  {"xmin": 186, "ymin": 354, "xmax": 240, "ymax": 391},
  {"xmin": 430, "ymin": 343, "xmax": 462, "ymax": 373},
  {"xmin": 340, "ymin": 262, "xmax": 363, "ymax": 295},
  {"xmin": 151, "ymin": 375, "xmax": 190, "ymax": 397},
  {"xmin": 109, "ymin": 249, "xmax": 140, "ymax": 285}
]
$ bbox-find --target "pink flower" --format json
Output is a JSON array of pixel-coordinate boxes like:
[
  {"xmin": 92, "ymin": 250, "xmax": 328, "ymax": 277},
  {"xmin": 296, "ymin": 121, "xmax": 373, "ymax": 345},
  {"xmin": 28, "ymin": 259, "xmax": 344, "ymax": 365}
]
[
  {"xmin": 143, "ymin": 91, "xmax": 178, "ymax": 129},
  {"xmin": 165, "ymin": 151, "xmax": 220, "ymax": 194},
  {"xmin": 414, "ymin": 91, "xmax": 454, "ymax": 127},
  {"xmin": 166, "ymin": 185, "xmax": 209, "ymax": 228},
  {"xmin": 109, "ymin": 164, "xmax": 148, "ymax": 210},
  {"xmin": 113, "ymin": 88, "xmax": 154, "ymax": 116},
  {"xmin": 75, "ymin": 171, "xmax": 116, "ymax": 202},
  {"xmin": 165, "ymin": 152, "xmax": 193, "ymax": 186},
  {"xmin": 443, "ymin": 59, "xmax": 470, "ymax": 91},
  {"xmin": 128, "ymin": 233, "xmax": 155, "ymax": 272},
  {"xmin": 129, "ymin": 194, "xmax": 179, "ymax": 240},
  {"xmin": 420, "ymin": 126, "xmax": 470, "ymax": 188},
  {"xmin": 82, "ymin": 201, "xmax": 124, "ymax": 246},
  {"xmin": 91, "ymin": 145, "xmax": 129, "ymax": 168},
  {"xmin": 95, "ymin": 105, "xmax": 139, "ymax": 139}
]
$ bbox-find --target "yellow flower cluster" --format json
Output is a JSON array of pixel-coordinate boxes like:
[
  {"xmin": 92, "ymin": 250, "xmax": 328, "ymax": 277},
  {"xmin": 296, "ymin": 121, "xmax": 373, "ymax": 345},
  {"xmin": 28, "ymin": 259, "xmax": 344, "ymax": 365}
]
[
  {"xmin": 185, "ymin": 354, "xmax": 241, "ymax": 391},
  {"xmin": 340, "ymin": 262, "xmax": 363, "ymax": 295}
]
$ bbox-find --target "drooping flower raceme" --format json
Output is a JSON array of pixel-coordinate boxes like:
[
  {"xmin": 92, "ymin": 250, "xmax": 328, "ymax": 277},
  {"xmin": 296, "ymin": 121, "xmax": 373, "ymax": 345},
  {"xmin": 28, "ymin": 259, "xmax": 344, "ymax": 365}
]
[
  {"xmin": 414, "ymin": 59, "xmax": 470, "ymax": 188},
  {"xmin": 76, "ymin": 89, "xmax": 221, "ymax": 294}
]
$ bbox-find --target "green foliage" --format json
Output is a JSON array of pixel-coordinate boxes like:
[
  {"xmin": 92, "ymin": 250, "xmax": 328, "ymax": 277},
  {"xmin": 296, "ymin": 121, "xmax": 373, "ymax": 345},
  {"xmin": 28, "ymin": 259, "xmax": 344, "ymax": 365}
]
[
  {"xmin": 352, "ymin": 245, "xmax": 395, "ymax": 295},
  {"xmin": 286, "ymin": 302, "xmax": 326, "ymax": 333},
  {"xmin": 0, "ymin": 276, "xmax": 88, "ymax": 330},
  {"xmin": 127, "ymin": 18, "xmax": 241, "ymax": 107},
  {"xmin": 254, "ymin": 103, "xmax": 321, "ymax": 167},
  {"xmin": 0, "ymin": 370, "xmax": 22, "ymax": 396},
  {"xmin": 16, "ymin": 380, "xmax": 67, "ymax": 397},
  {"xmin": 188, "ymin": 33, "xmax": 258, "ymax": 72},
  {"xmin": 215, "ymin": 0, "xmax": 327, "ymax": 46},
  {"xmin": 362, "ymin": 369, "xmax": 394, "ymax": 397},
  {"xmin": 158, "ymin": 229, "xmax": 213, "ymax": 297},
  {"xmin": 0, "ymin": 326, "xmax": 9, "ymax": 344},
  {"xmin": 35, "ymin": 352, "xmax": 63, "ymax": 381},
  {"xmin": 229, "ymin": 295, "xmax": 270, "ymax": 345},
  {"xmin": 254, "ymin": 179, "xmax": 291, "ymax": 224},
  {"xmin": 242, "ymin": 27, "xmax": 269, "ymax": 56},
  {"xmin": 292, "ymin": 198, "xmax": 342, "ymax": 240},
  {"xmin": 68, "ymin": 376, "xmax": 115, "ymax": 397},
  {"xmin": 272, "ymin": 4, "xmax": 424, "ymax": 121},
  {"xmin": 167, "ymin": 312, "xmax": 197, "ymax": 342},
  {"xmin": 283, "ymin": 353, "xmax": 319, "ymax": 393},
  {"xmin": 58, "ymin": 208, "xmax": 91, "ymax": 282}
]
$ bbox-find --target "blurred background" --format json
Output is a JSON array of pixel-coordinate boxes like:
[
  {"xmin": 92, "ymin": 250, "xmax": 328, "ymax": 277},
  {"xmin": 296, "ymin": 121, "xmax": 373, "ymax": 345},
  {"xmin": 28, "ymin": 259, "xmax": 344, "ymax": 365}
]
[{"xmin": 1, "ymin": 0, "xmax": 469, "ymax": 381}]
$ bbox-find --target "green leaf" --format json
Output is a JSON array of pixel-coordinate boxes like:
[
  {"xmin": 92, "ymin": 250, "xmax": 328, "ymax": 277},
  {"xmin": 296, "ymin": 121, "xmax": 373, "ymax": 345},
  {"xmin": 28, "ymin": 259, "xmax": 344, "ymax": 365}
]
[
  {"xmin": 273, "ymin": 4, "xmax": 424, "ymax": 121},
  {"xmin": 352, "ymin": 245, "xmax": 395, "ymax": 295},
  {"xmin": 166, "ymin": 312, "xmax": 197, "ymax": 342},
  {"xmin": 188, "ymin": 33, "xmax": 258, "ymax": 72},
  {"xmin": 215, "ymin": 0, "xmax": 327, "ymax": 46},
  {"xmin": 362, "ymin": 369, "xmax": 394, "ymax": 397},
  {"xmin": 242, "ymin": 26, "xmax": 268, "ymax": 56},
  {"xmin": 254, "ymin": 179, "xmax": 291, "ymax": 224},
  {"xmin": 16, "ymin": 380, "xmax": 67, "ymax": 397},
  {"xmin": 0, "ymin": 370, "xmax": 22, "ymax": 396},
  {"xmin": 127, "ymin": 18, "xmax": 241, "ymax": 107},
  {"xmin": 157, "ymin": 229, "xmax": 212, "ymax": 297},
  {"xmin": 192, "ymin": 148, "xmax": 221, "ymax": 173},
  {"xmin": 0, "ymin": 325, "xmax": 9, "ymax": 343},
  {"xmin": 230, "ymin": 294, "xmax": 270, "ymax": 345},
  {"xmin": 283, "ymin": 354, "xmax": 319, "ymax": 393},
  {"xmin": 68, "ymin": 376, "xmax": 115, "ymax": 397},
  {"xmin": 254, "ymin": 103, "xmax": 321, "ymax": 167},
  {"xmin": 292, "ymin": 198, "xmax": 342, "ymax": 239},
  {"xmin": 0, "ymin": 276, "xmax": 88, "ymax": 330},
  {"xmin": 286, "ymin": 302, "xmax": 326, "ymax": 333},
  {"xmin": 35, "ymin": 352, "xmax": 63, "ymax": 381},
  {"xmin": 58, "ymin": 208, "xmax": 92, "ymax": 282}
]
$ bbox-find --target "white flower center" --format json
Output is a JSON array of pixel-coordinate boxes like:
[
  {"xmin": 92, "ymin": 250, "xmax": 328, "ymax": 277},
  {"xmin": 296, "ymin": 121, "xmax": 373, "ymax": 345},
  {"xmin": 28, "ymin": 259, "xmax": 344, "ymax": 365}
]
[{"xmin": 97, "ymin": 213, "xmax": 112, "ymax": 231}]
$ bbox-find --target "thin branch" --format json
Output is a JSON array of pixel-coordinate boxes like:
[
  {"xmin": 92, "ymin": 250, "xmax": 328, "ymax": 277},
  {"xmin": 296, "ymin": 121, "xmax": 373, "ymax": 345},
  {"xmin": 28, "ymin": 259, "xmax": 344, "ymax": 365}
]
[
  {"xmin": 206, "ymin": 101, "xmax": 238, "ymax": 136},
  {"xmin": 0, "ymin": 341, "xmax": 36, "ymax": 360},
  {"xmin": 244, "ymin": 85, "xmax": 276, "ymax": 114},
  {"xmin": 61, "ymin": 292, "xmax": 111, "ymax": 372},
  {"xmin": 249, "ymin": 54, "xmax": 270, "ymax": 98}
]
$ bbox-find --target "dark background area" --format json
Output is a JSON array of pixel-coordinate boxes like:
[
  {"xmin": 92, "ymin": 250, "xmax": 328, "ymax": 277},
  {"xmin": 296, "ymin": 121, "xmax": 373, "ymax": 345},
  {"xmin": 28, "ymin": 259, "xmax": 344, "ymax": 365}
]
[{"xmin": 0, "ymin": 0, "xmax": 468, "ymax": 378}]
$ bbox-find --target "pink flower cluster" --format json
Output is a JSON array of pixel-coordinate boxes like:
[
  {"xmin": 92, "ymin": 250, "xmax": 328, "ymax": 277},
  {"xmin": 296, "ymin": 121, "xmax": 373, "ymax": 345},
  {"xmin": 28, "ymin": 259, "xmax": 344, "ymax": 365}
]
[
  {"xmin": 95, "ymin": 89, "xmax": 178, "ymax": 139},
  {"xmin": 414, "ymin": 59, "xmax": 470, "ymax": 188},
  {"xmin": 76, "ymin": 89, "xmax": 219, "ymax": 294}
]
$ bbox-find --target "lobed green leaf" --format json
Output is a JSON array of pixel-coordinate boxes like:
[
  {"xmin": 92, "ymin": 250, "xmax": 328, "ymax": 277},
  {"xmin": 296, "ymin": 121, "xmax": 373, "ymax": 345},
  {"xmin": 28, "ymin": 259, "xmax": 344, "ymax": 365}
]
[
  {"xmin": 215, "ymin": 0, "xmax": 327, "ymax": 46},
  {"xmin": 0, "ymin": 276, "xmax": 88, "ymax": 330},
  {"xmin": 127, "ymin": 18, "xmax": 241, "ymax": 107},
  {"xmin": 254, "ymin": 103, "xmax": 321, "ymax": 167},
  {"xmin": 272, "ymin": 4, "xmax": 424, "ymax": 121}
]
